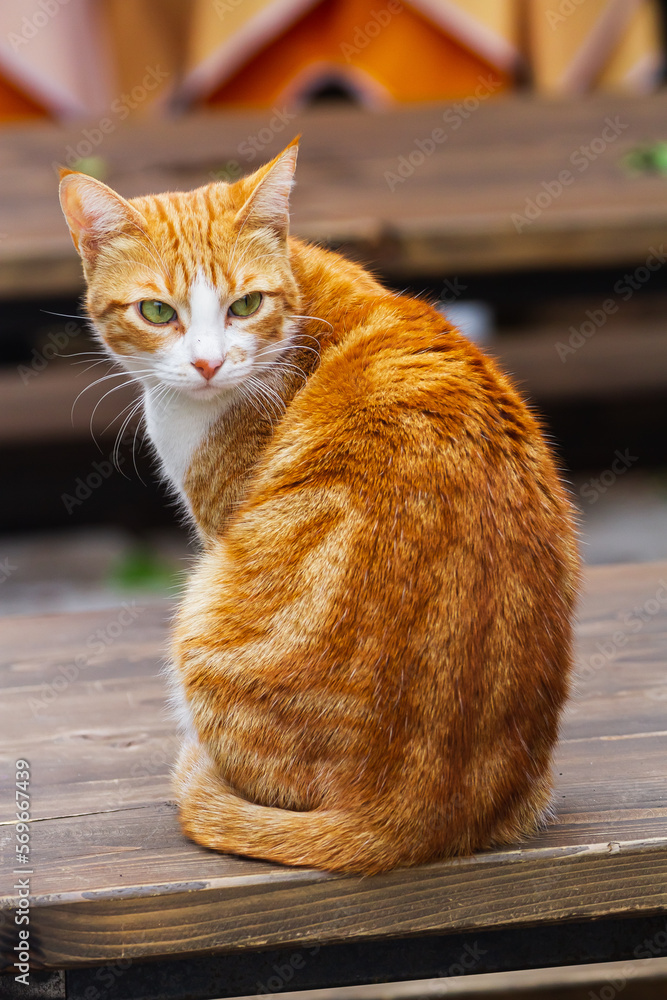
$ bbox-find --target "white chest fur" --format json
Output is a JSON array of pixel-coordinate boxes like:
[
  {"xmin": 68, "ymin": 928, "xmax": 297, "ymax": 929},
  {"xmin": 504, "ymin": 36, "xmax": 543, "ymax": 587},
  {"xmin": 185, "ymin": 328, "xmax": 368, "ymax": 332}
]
[{"xmin": 143, "ymin": 387, "xmax": 230, "ymax": 500}]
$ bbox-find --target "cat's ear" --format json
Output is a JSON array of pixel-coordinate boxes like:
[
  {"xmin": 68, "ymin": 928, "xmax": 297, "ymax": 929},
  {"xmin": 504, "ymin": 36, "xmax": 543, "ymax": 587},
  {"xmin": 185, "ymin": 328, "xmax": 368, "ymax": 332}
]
[
  {"xmin": 235, "ymin": 138, "xmax": 299, "ymax": 239},
  {"xmin": 59, "ymin": 169, "xmax": 143, "ymax": 267}
]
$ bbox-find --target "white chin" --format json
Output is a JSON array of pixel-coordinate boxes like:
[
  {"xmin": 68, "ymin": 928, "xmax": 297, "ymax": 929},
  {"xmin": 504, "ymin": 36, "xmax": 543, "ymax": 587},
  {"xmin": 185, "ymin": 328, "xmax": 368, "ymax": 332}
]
[{"xmin": 187, "ymin": 381, "xmax": 225, "ymax": 398}]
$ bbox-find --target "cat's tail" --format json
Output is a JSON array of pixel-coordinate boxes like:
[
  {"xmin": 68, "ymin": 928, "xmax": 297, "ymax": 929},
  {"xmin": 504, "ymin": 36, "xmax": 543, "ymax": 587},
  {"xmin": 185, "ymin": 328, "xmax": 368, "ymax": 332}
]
[{"xmin": 173, "ymin": 740, "xmax": 423, "ymax": 875}]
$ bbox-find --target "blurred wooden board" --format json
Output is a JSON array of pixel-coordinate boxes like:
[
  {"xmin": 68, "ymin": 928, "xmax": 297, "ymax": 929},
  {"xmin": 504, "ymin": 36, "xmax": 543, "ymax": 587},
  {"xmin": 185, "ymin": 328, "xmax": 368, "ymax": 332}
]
[
  {"xmin": 492, "ymin": 321, "xmax": 667, "ymax": 401},
  {"xmin": 3, "ymin": 94, "xmax": 667, "ymax": 298},
  {"xmin": 0, "ymin": 363, "xmax": 137, "ymax": 444},
  {"xmin": 0, "ymin": 561, "xmax": 666, "ymax": 974}
]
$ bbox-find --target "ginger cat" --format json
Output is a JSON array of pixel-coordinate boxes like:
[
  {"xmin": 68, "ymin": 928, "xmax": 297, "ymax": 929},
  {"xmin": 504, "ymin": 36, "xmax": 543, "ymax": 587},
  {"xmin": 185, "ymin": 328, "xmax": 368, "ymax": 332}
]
[{"xmin": 60, "ymin": 139, "xmax": 579, "ymax": 875}]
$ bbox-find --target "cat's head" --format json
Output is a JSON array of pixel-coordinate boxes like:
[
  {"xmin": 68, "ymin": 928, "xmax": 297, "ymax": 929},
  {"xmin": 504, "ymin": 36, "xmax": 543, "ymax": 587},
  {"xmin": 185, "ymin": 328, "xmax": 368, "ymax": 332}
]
[{"xmin": 59, "ymin": 139, "xmax": 302, "ymax": 400}]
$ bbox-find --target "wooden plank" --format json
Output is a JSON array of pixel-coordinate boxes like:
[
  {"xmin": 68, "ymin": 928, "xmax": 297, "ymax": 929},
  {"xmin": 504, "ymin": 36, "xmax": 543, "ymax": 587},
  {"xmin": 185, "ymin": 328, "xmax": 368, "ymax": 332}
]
[
  {"xmin": 0, "ymin": 563, "xmax": 666, "ymax": 970},
  {"xmin": 491, "ymin": 322, "xmax": 667, "ymax": 402},
  {"xmin": 8, "ymin": 846, "xmax": 667, "ymax": 971},
  {"xmin": 0, "ymin": 363, "xmax": 138, "ymax": 443},
  {"xmin": 3, "ymin": 94, "xmax": 667, "ymax": 297}
]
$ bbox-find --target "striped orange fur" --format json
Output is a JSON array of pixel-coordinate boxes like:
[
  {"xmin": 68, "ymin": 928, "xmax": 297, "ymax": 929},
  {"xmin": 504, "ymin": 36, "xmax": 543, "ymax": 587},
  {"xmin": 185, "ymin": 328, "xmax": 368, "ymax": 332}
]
[{"xmin": 59, "ymin": 140, "xmax": 580, "ymax": 874}]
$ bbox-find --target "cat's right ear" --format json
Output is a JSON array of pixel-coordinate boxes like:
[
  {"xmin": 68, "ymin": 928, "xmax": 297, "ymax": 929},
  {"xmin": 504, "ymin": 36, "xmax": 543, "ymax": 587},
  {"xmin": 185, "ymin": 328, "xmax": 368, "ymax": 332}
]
[
  {"xmin": 59, "ymin": 169, "xmax": 142, "ymax": 268},
  {"xmin": 234, "ymin": 138, "xmax": 299, "ymax": 241}
]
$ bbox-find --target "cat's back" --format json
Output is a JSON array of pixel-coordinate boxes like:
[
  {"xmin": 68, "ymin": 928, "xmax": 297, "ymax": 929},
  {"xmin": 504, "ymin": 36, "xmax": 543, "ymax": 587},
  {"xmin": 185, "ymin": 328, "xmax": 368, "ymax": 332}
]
[
  {"xmin": 252, "ymin": 291, "xmax": 563, "ymax": 521},
  {"xmin": 215, "ymin": 288, "xmax": 578, "ymax": 660}
]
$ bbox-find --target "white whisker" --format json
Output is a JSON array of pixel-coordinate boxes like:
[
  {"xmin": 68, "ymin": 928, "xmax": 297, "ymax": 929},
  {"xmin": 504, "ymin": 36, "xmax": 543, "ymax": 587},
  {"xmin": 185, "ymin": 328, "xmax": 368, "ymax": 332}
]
[
  {"xmin": 254, "ymin": 361, "xmax": 307, "ymax": 382},
  {"xmin": 289, "ymin": 314, "xmax": 334, "ymax": 331},
  {"xmin": 71, "ymin": 371, "xmax": 151, "ymax": 442},
  {"xmin": 68, "ymin": 356, "xmax": 111, "ymax": 367},
  {"xmin": 238, "ymin": 382, "xmax": 273, "ymax": 424},
  {"xmin": 71, "ymin": 373, "xmax": 131, "ymax": 420},
  {"xmin": 245, "ymin": 378, "xmax": 280, "ymax": 424},
  {"xmin": 61, "ymin": 350, "xmax": 108, "ymax": 358},
  {"xmin": 72, "ymin": 358, "xmax": 125, "ymax": 376},
  {"xmin": 113, "ymin": 397, "xmax": 146, "ymax": 478},
  {"xmin": 71, "ymin": 369, "xmax": 153, "ymax": 407},
  {"xmin": 88, "ymin": 381, "xmax": 142, "ymax": 444},
  {"xmin": 253, "ymin": 340, "xmax": 320, "ymax": 361},
  {"xmin": 247, "ymin": 375, "xmax": 284, "ymax": 417},
  {"xmin": 40, "ymin": 310, "xmax": 87, "ymax": 320},
  {"xmin": 101, "ymin": 391, "xmax": 143, "ymax": 437},
  {"xmin": 131, "ymin": 410, "xmax": 147, "ymax": 483}
]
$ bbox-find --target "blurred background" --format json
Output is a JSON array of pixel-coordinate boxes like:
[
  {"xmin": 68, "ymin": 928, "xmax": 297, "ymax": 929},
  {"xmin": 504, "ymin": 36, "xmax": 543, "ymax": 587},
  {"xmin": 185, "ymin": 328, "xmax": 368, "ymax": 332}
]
[
  {"xmin": 1, "ymin": 0, "xmax": 667, "ymax": 613},
  {"xmin": 3, "ymin": 0, "xmax": 667, "ymax": 617},
  {"xmin": 1, "ymin": 1, "xmax": 667, "ymax": 997}
]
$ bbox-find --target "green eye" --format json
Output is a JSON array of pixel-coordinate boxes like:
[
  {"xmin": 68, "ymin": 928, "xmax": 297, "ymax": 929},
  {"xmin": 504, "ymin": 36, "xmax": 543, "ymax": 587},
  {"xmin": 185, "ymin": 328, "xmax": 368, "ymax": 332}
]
[
  {"xmin": 139, "ymin": 300, "xmax": 176, "ymax": 324},
  {"xmin": 230, "ymin": 292, "xmax": 262, "ymax": 317}
]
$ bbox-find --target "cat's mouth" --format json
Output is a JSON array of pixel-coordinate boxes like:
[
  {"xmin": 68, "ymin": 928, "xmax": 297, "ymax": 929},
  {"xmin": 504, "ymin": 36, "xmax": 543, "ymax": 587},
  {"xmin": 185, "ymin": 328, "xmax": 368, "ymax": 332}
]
[
  {"xmin": 186, "ymin": 366, "xmax": 252, "ymax": 397},
  {"xmin": 189, "ymin": 380, "xmax": 226, "ymax": 397}
]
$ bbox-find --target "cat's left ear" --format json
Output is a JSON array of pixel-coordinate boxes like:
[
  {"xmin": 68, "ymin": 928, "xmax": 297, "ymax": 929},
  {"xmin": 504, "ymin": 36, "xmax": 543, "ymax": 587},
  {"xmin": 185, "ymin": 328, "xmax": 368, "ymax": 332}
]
[
  {"xmin": 59, "ymin": 169, "xmax": 144, "ymax": 269},
  {"xmin": 235, "ymin": 137, "xmax": 299, "ymax": 240}
]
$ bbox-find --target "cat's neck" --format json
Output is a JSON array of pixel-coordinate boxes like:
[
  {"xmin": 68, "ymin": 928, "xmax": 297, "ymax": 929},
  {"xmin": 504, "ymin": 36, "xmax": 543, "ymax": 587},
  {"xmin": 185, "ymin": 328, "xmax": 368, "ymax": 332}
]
[
  {"xmin": 143, "ymin": 354, "xmax": 302, "ymax": 538},
  {"xmin": 143, "ymin": 385, "xmax": 233, "ymax": 506},
  {"xmin": 288, "ymin": 239, "xmax": 384, "ymax": 343}
]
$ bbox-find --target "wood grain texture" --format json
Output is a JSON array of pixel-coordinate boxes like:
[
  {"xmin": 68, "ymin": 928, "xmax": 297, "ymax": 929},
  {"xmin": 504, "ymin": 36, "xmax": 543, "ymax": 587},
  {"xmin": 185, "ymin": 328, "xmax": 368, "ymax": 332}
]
[
  {"xmin": 0, "ymin": 563, "xmax": 666, "ymax": 970},
  {"xmin": 3, "ymin": 94, "xmax": 667, "ymax": 298}
]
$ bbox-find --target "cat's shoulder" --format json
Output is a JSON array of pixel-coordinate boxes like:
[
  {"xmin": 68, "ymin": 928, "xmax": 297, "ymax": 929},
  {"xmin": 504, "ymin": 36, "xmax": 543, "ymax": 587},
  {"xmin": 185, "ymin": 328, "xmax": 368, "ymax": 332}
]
[{"xmin": 310, "ymin": 293, "xmax": 503, "ymax": 420}]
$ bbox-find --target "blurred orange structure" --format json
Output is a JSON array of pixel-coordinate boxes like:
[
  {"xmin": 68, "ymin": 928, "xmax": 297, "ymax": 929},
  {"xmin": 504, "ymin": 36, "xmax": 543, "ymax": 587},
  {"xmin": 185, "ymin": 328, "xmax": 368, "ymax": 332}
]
[
  {"xmin": 0, "ymin": 73, "xmax": 47, "ymax": 123},
  {"xmin": 0, "ymin": 0, "xmax": 662, "ymax": 122},
  {"xmin": 0, "ymin": 0, "xmax": 111, "ymax": 123},
  {"xmin": 526, "ymin": 0, "xmax": 663, "ymax": 95},
  {"xmin": 180, "ymin": 0, "xmax": 518, "ymax": 108}
]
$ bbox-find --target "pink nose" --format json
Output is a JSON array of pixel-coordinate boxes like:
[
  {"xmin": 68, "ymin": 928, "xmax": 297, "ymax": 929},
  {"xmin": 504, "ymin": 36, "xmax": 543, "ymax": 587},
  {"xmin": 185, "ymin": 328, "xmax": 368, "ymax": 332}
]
[{"xmin": 192, "ymin": 358, "xmax": 222, "ymax": 381}]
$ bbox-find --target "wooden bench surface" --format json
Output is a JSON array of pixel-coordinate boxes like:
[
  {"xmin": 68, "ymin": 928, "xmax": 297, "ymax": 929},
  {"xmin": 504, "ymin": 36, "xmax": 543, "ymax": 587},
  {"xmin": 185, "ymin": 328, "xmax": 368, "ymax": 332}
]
[
  {"xmin": 1, "ymin": 561, "xmax": 666, "ymax": 977},
  {"xmin": 3, "ymin": 93, "xmax": 667, "ymax": 299}
]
